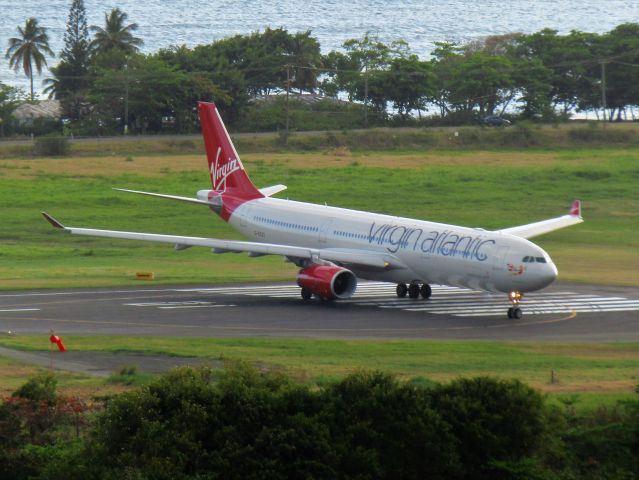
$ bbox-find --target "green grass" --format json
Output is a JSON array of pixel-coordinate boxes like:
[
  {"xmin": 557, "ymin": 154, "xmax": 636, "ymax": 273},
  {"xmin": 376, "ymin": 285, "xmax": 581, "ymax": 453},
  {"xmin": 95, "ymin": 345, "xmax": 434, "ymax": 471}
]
[
  {"xmin": 106, "ymin": 365, "xmax": 155, "ymax": 386},
  {"xmin": 0, "ymin": 336, "xmax": 637, "ymax": 401},
  {"xmin": 0, "ymin": 355, "xmax": 110, "ymax": 398},
  {"xmin": 0, "ymin": 146, "xmax": 637, "ymax": 288}
]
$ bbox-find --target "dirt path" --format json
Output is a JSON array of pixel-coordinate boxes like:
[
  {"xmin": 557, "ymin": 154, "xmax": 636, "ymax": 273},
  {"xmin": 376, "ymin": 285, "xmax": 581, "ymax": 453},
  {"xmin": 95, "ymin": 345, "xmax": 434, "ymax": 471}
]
[{"xmin": 0, "ymin": 346, "xmax": 220, "ymax": 377}]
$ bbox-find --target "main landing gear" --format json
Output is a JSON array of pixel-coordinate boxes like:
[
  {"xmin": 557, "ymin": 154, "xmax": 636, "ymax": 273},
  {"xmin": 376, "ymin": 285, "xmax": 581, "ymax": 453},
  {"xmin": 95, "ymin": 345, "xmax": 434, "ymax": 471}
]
[
  {"xmin": 507, "ymin": 290, "xmax": 523, "ymax": 319},
  {"xmin": 396, "ymin": 283, "xmax": 431, "ymax": 299}
]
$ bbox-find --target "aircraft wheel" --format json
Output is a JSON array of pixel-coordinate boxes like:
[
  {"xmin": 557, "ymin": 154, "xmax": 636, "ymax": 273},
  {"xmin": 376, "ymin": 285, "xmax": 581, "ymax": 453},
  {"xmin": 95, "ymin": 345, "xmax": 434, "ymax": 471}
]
[
  {"xmin": 508, "ymin": 307, "xmax": 522, "ymax": 319},
  {"xmin": 301, "ymin": 288, "xmax": 312, "ymax": 300},
  {"xmin": 396, "ymin": 283, "xmax": 408, "ymax": 298},
  {"xmin": 408, "ymin": 283, "xmax": 420, "ymax": 299},
  {"xmin": 420, "ymin": 284, "xmax": 432, "ymax": 299}
]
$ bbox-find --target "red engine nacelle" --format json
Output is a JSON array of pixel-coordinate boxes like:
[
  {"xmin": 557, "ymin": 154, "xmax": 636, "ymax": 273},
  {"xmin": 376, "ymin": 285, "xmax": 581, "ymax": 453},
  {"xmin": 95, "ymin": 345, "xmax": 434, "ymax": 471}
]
[{"xmin": 297, "ymin": 264, "xmax": 357, "ymax": 300}]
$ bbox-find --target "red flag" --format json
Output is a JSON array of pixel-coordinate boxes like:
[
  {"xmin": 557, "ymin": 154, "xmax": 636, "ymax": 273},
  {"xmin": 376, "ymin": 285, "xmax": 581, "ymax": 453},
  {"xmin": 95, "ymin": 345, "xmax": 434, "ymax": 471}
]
[{"xmin": 49, "ymin": 334, "xmax": 66, "ymax": 353}]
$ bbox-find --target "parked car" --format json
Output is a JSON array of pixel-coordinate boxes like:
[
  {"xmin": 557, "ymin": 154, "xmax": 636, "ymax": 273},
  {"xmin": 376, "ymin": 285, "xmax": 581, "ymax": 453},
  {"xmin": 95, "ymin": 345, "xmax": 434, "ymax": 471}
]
[{"xmin": 481, "ymin": 115, "xmax": 511, "ymax": 127}]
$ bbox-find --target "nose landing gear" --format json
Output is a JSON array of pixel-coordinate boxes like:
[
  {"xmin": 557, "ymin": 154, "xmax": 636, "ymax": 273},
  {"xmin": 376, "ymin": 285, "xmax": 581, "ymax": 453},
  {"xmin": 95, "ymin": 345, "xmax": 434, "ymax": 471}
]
[{"xmin": 507, "ymin": 291, "xmax": 523, "ymax": 319}]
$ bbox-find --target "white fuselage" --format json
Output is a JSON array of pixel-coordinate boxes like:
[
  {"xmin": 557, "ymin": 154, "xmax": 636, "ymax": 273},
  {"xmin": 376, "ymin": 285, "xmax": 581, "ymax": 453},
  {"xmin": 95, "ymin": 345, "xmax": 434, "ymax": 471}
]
[{"xmin": 223, "ymin": 197, "xmax": 558, "ymax": 293}]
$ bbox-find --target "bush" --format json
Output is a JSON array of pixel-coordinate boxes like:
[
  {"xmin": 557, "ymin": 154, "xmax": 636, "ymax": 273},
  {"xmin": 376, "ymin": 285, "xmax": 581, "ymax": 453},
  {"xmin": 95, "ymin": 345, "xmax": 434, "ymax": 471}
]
[
  {"xmin": 4, "ymin": 369, "xmax": 637, "ymax": 480},
  {"xmin": 568, "ymin": 125, "xmax": 635, "ymax": 144},
  {"xmin": 86, "ymin": 365, "xmax": 336, "ymax": 479},
  {"xmin": 236, "ymin": 97, "xmax": 381, "ymax": 133},
  {"xmin": 321, "ymin": 370, "xmax": 460, "ymax": 479},
  {"xmin": 14, "ymin": 117, "xmax": 62, "ymax": 137},
  {"xmin": 33, "ymin": 135, "xmax": 70, "ymax": 156},
  {"xmin": 430, "ymin": 377, "xmax": 548, "ymax": 480}
]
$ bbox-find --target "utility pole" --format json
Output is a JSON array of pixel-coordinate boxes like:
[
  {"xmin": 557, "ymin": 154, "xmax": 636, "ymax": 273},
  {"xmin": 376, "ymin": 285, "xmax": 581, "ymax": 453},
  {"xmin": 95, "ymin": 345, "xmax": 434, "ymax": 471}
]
[
  {"xmin": 363, "ymin": 65, "xmax": 369, "ymax": 128},
  {"xmin": 124, "ymin": 60, "xmax": 129, "ymax": 135},
  {"xmin": 601, "ymin": 61, "xmax": 607, "ymax": 125},
  {"xmin": 285, "ymin": 64, "xmax": 290, "ymax": 142}
]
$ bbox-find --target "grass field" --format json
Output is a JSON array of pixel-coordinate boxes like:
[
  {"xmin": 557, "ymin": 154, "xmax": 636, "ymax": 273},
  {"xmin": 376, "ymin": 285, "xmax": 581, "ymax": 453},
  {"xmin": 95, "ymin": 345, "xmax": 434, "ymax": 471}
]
[
  {"xmin": 0, "ymin": 355, "xmax": 127, "ymax": 400},
  {"xmin": 1, "ymin": 141, "xmax": 637, "ymax": 405},
  {"xmin": 0, "ymin": 336, "xmax": 636, "ymax": 409},
  {"xmin": 0, "ymin": 146, "xmax": 637, "ymax": 288}
]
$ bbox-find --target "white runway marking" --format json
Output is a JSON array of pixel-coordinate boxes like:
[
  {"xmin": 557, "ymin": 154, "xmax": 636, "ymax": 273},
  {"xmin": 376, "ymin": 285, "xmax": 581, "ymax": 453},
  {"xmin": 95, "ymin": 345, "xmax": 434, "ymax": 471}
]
[
  {"xmin": 7, "ymin": 284, "xmax": 634, "ymax": 319},
  {"xmin": 0, "ymin": 308, "xmax": 41, "ymax": 313},
  {"xmin": 125, "ymin": 301, "xmax": 236, "ymax": 309},
  {"xmin": 185, "ymin": 282, "xmax": 639, "ymax": 318}
]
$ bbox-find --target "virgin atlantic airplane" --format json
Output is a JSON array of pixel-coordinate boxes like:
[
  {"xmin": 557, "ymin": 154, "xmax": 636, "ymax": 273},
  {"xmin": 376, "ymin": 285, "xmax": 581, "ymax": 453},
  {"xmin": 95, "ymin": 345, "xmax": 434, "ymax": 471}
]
[{"xmin": 43, "ymin": 102, "xmax": 583, "ymax": 319}]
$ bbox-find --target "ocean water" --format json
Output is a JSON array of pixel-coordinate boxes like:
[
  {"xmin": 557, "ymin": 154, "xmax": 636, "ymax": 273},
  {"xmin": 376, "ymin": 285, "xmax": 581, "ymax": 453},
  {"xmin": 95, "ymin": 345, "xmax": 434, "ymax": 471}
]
[{"xmin": 1, "ymin": 0, "xmax": 638, "ymax": 95}]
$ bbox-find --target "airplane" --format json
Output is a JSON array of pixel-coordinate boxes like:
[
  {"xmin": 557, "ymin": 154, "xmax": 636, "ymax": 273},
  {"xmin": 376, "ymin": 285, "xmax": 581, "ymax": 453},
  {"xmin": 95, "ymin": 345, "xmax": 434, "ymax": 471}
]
[{"xmin": 42, "ymin": 101, "xmax": 583, "ymax": 319}]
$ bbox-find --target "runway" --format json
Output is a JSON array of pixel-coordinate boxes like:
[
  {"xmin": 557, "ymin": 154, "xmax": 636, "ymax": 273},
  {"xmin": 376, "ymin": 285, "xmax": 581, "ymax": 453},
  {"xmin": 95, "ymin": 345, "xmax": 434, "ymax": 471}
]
[{"xmin": 0, "ymin": 282, "xmax": 637, "ymax": 341}]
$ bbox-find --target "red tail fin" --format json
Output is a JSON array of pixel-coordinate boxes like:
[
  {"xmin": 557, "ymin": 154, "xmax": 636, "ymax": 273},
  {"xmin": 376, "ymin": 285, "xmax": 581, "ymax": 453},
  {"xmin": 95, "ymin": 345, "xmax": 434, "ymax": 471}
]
[{"xmin": 198, "ymin": 102, "xmax": 262, "ymax": 199}]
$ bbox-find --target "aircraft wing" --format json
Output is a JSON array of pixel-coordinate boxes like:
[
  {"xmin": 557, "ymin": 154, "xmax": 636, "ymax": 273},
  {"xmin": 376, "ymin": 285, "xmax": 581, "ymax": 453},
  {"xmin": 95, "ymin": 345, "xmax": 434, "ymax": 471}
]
[
  {"xmin": 497, "ymin": 200, "xmax": 583, "ymax": 239},
  {"xmin": 42, "ymin": 213, "xmax": 405, "ymax": 271}
]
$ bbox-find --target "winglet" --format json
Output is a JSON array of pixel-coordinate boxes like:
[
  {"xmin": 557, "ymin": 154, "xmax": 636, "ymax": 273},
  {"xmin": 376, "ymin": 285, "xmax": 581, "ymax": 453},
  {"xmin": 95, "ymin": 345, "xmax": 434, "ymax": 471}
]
[
  {"xmin": 569, "ymin": 199, "xmax": 581, "ymax": 218},
  {"xmin": 42, "ymin": 212, "xmax": 65, "ymax": 229}
]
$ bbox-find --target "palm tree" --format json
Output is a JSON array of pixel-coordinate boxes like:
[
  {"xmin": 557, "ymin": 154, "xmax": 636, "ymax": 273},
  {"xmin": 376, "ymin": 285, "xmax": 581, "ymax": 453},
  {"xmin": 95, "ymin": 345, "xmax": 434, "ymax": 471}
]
[
  {"xmin": 5, "ymin": 18, "xmax": 54, "ymax": 101},
  {"xmin": 289, "ymin": 31, "xmax": 322, "ymax": 93},
  {"xmin": 42, "ymin": 66, "xmax": 62, "ymax": 99},
  {"xmin": 90, "ymin": 8, "xmax": 143, "ymax": 55}
]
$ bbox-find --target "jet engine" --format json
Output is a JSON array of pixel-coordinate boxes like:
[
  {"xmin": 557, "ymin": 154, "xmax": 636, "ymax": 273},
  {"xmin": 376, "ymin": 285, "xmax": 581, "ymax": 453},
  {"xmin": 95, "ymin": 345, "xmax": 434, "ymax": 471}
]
[{"xmin": 297, "ymin": 264, "xmax": 357, "ymax": 300}]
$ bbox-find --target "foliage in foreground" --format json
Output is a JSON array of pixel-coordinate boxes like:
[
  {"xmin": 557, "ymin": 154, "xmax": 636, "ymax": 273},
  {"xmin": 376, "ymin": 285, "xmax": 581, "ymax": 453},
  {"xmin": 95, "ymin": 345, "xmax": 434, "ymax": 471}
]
[{"xmin": 0, "ymin": 366, "xmax": 637, "ymax": 480}]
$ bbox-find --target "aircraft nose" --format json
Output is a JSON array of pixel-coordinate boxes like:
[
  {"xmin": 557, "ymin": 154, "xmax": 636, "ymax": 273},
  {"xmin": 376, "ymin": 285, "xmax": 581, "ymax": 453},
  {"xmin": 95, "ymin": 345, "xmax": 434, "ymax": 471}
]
[{"xmin": 540, "ymin": 260, "xmax": 558, "ymax": 288}]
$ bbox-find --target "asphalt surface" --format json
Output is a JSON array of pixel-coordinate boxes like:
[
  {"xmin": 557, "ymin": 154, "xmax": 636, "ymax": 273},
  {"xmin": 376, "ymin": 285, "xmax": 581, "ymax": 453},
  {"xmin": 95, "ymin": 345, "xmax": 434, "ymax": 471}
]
[{"xmin": 1, "ymin": 281, "xmax": 637, "ymax": 341}]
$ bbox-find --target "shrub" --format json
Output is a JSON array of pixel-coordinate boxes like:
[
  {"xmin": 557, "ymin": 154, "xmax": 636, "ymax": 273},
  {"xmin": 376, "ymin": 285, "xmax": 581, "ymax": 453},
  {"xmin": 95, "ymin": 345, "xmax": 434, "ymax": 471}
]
[
  {"xmin": 568, "ymin": 126, "xmax": 634, "ymax": 144},
  {"xmin": 33, "ymin": 135, "xmax": 70, "ymax": 157},
  {"xmin": 321, "ymin": 370, "xmax": 460, "ymax": 479},
  {"xmin": 430, "ymin": 376, "xmax": 548, "ymax": 480}
]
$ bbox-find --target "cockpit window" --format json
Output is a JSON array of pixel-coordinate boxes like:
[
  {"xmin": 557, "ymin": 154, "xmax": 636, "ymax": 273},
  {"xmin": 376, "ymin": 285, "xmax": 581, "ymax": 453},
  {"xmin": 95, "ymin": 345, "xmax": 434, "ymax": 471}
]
[{"xmin": 522, "ymin": 256, "xmax": 547, "ymax": 263}]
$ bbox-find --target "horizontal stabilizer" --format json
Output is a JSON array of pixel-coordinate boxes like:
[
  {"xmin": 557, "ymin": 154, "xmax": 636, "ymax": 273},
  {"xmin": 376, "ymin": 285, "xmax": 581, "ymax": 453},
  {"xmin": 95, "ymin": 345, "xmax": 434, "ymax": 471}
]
[
  {"xmin": 258, "ymin": 184, "xmax": 287, "ymax": 197},
  {"xmin": 114, "ymin": 188, "xmax": 221, "ymax": 207},
  {"xmin": 498, "ymin": 200, "xmax": 583, "ymax": 239}
]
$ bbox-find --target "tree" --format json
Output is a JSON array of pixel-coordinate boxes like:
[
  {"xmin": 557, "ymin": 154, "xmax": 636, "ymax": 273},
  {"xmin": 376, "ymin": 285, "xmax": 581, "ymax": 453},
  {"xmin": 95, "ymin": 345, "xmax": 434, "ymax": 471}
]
[
  {"xmin": 5, "ymin": 18, "xmax": 54, "ymax": 101},
  {"xmin": 89, "ymin": 53, "xmax": 226, "ymax": 134},
  {"xmin": 589, "ymin": 23, "xmax": 639, "ymax": 120},
  {"xmin": 289, "ymin": 31, "xmax": 322, "ymax": 93},
  {"xmin": 61, "ymin": 0, "xmax": 90, "ymax": 80},
  {"xmin": 89, "ymin": 8, "xmax": 143, "ymax": 55},
  {"xmin": 512, "ymin": 29, "xmax": 598, "ymax": 115},
  {"xmin": 0, "ymin": 82, "xmax": 26, "ymax": 136},
  {"xmin": 337, "ymin": 33, "xmax": 399, "ymax": 106},
  {"xmin": 433, "ymin": 43, "xmax": 516, "ymax": 118},
  {"xmin": 323, "ymin": 33, "xmax": 410, "ymax": 123},
  {"xmin": 385, "ymin": 56, "xmax": 434, "ymax": 119},
  {"xmin": 242, "ymin": 29, "xmax": 287, "ymax": 95},
  {"xmin": 51, "ymin": 0, "xmax": 92, "ymax": 120}
]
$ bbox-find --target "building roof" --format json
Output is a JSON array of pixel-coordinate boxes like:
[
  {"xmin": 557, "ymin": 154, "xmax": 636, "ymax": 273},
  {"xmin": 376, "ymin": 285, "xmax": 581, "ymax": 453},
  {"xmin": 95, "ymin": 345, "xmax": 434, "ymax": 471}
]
[{"xmin": 13, "ymin": 100, "xmax": 61, "ymax": 124}]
